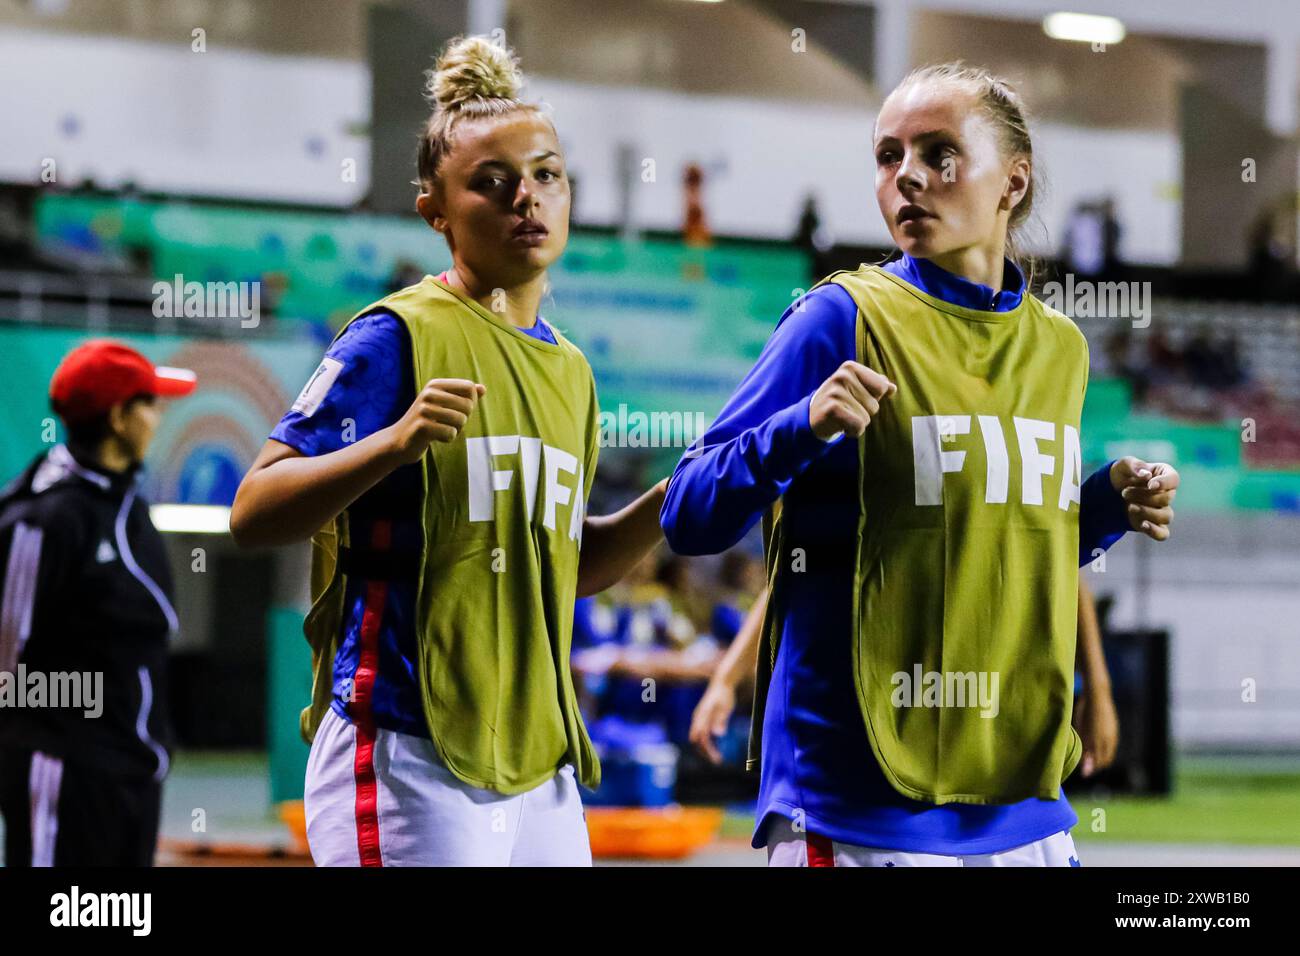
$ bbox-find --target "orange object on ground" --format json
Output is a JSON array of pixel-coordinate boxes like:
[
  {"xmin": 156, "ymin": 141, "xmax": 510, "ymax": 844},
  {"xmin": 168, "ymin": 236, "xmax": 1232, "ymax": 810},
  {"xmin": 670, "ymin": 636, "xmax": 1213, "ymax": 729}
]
[
  {"xmin": 277, "ymin": 799, "xmax": 723, "ymax": 862},
  {"xmin": 585, "ymin": 806, "xmax": 724, "ymax": 860},
  {"xmin": 279, "ymin": 800, "xmax": 309, "ymax": 852}
]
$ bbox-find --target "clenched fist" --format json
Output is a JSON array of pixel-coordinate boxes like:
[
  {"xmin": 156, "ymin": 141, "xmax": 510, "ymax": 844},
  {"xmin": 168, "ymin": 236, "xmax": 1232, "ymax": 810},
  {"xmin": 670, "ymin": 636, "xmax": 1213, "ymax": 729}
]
[
  {"xmin": 809, "ymin": 361, "xmax": 897, "ymax": 441},
  {"xmin": 1109, "ymin": 456, "xmax": 1180, "ymax": 541},
  {"xmin": 386, "ymin": 378, "xmax": 485, "ymax": 465}
]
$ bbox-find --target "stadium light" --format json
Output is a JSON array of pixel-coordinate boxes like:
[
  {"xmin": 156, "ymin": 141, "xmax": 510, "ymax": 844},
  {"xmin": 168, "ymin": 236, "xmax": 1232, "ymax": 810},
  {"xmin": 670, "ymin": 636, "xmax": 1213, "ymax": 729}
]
[
  {"xmin": 1042, "ymin": 12, "xmax": 1126, "ymax": 45},
  {"xmin": 149, "ymin": 504, "xmax": 232, "ymax": 534}
]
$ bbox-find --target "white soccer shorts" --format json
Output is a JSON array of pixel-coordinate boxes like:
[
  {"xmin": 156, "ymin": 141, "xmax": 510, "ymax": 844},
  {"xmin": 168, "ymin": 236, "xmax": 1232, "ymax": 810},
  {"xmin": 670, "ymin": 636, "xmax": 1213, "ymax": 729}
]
[
  {"xmin": 304, "ymin": 707, "xmax": 592, "ymax": 866},
  {"xmin": 764, "ymin": 815, "xmax": 1081, "ymax": 867}
]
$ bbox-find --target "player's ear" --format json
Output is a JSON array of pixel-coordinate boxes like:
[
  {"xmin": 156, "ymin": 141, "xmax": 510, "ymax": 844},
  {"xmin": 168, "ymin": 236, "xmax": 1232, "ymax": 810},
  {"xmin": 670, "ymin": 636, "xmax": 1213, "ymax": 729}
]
[
  {"xmin": 1001, "ymin": 156, "xmax": 1031, "ymax": 214},
  {"xmin": 416, "ymin": 188, "xmax": 447, "ymax": 234},
  {"xmin": 105, "ymin": 400, "xmax": 130, "ymax": 440}
]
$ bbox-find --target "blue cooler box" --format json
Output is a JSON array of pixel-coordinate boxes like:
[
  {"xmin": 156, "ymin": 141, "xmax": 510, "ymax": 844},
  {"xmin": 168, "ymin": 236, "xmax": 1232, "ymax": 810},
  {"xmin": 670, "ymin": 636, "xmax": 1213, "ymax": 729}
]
[{"xmin": 584, "ymin": 715, "xmax": 679, "ymax": 806}]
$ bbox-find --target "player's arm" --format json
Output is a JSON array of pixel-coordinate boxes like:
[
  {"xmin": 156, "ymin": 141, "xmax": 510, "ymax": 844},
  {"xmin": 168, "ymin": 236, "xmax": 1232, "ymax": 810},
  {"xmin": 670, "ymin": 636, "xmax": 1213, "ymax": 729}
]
[
  {"xmin": 605, "ymin": 646, "xmax": 721, "ymax": 683},
  {"xmin": 661, "ymin": 286, "xmax": 887, "ymax": 555},
  {"xmin": 689, "ymin": 586, "xmax": 767, "ymax": 763},
  {"xmin": 231, "ymin": 379, "xmax": 483, "ymax": 549},
  {"xmin": 231, "ymin": 314, "xmax": 485, "ymax": 549},
  {"xmin": 1073, "ymin": 572, "xmax": 1118, "ymax": 776}
]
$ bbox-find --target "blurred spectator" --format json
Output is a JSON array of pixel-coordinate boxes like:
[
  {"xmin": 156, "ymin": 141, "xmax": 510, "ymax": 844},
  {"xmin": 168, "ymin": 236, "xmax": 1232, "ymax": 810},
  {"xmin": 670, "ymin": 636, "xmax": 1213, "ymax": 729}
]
[
  {"xmin": 1247, "ymin": 195, "xmax": 1297, "ymax": 300},
  {"xmin": 259, "ymin": 270, "xmax": 288, "ymax": 321},
  {"xmin": 1063, "ymin": 197, "xmax": 1122, "ymax": 281},
  {"xmin": 1098, "ymin": 197, "xmax": 1123, "ymax": 279},
  {"xmin": 794, "ymin": 193, "xmax": 833, "ymax": 282},
  {"xmin": 689, "ymin": 588, "xmax": 766, "ymax": 766},
  {"xmin": 655, "ymin": 552, "xmax": 714, "ymax": 641},
  {"xmin": 384, "ymin": 258, "xmax": 425, "ymax": 295},
  {"xmin": 1183, "ymin": 324, "xmax": 1248, "ymax": 390},
  {"xmin": 1099, "ymin": 310, "xmax": 1258, "ymax": 423},
  {"xmin": 1145, "ymin": 327, "xmax": 1182, "ymax": 384},
  {"xmin": 1215, "ymin": 330, "xmax": 1247, "ymax": 389},
  {"xmin": 682, "ymin": 163, "xmax": 711, "ymax": 247},
  {"xmin": 0, "ymin": 185, "xmax": 37, "ymax": 268}
]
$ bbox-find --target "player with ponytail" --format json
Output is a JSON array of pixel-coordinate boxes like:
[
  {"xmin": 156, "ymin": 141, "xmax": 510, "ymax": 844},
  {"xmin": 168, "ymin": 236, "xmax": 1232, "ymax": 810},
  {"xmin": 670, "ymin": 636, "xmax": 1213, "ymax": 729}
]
[
  {"xmin": 232, "ymin": 37, "xmax": 666, "ymax": 866},
  {"xmin": 662, "ymin": 63, "xmax": 1179, "ymax": 867}
]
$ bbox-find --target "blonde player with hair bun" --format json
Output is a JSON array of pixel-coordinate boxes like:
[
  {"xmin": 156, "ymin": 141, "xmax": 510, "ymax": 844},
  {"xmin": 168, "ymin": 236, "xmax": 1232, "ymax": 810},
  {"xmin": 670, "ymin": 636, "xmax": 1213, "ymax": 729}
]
[
  {"xmin": 663, "ymin": 63, "xmax": 1180, "ymax": 867},
  {"xmin": 232, "ymin": 36, "xmax": 667, "ymax": 866}
]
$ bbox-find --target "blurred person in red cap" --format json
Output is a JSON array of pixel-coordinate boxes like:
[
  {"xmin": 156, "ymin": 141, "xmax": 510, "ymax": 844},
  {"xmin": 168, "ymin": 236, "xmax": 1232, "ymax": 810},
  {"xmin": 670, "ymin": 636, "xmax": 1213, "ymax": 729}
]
[{"xmin": 0, "ymin": 339, "xmax": 195, "ymax": 866}]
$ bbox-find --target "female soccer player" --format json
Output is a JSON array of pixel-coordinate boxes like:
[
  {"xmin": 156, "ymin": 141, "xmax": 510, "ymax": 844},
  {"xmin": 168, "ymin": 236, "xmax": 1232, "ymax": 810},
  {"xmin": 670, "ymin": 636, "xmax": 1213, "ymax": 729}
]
[
  {"xmin": 231, "ymin": 36, "xmax": 665, "ymax": 866},
  {"xmin": 661, "ymin": 63, "xmax": 1179, "ymax": 867}
]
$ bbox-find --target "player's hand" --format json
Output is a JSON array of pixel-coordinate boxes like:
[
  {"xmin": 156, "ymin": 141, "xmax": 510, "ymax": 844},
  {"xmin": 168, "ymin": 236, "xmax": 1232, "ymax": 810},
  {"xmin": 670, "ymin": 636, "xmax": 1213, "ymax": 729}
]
[
  {"xmin": 1109, "ymin": 457, "xmax": 1179, "ymax": 541},
  {"xmin": 808, "ymin": 361, "xmax": 897, "ymax": 442},
  {"xmin": 689, "ymin": 679, "xmax": 737, "ymax": 765},
  {"xmin": 386, "ymin": 378, "xmax": 486, "ymax": 465},
  {"xmin": 1073, "ymin": 688, "xmax": 1119, "ymax": 777}
]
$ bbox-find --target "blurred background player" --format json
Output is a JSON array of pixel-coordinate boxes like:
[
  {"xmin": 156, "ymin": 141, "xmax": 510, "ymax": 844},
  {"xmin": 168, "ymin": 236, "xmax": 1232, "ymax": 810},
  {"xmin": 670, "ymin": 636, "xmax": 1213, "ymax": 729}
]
[
  {"xmin": 230, "ymin": 36, "xmax": 666, "ymax": 866},
  {"xmin": 0, "ymin": 340, "xmax": 196, "ymax": 866},
  {"xmin": 689, "ymin": 587, "xmax": 768, "ymax": 765},
  {"xmin": 1074, "ymin": 573, "xmax": 1118, "ymax": 777},
  {"xmin": 572, "ymin": 547, "xmax": 753, "ymax": 755}
]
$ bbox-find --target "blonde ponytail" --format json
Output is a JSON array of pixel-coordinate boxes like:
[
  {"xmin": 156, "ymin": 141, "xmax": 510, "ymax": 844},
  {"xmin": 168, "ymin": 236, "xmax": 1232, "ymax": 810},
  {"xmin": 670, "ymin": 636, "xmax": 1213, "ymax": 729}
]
[{"xmin": 417, "ymin": 36, "xmax": 540, "ymax": 191}]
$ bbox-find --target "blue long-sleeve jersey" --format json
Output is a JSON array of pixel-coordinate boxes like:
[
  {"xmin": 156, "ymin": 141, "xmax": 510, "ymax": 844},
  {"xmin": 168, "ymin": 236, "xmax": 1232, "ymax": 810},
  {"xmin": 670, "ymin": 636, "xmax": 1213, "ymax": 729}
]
[{"xmin": 661, "ymin": 254, "xmax": 1131, "ymax": 854}]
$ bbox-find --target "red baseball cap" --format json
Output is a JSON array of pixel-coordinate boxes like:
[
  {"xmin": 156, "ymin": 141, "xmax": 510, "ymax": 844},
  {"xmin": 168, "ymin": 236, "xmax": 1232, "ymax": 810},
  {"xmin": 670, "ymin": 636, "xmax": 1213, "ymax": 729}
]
[{"xmin": 49, "ymin": 339, "xmax": 197, "ymax": 424}]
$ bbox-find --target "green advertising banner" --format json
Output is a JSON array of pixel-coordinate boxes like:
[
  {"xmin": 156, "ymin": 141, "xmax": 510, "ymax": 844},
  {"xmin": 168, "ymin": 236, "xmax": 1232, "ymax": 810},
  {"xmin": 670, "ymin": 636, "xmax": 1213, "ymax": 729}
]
[{"xmin": 29, "ymin": 193, "xmax": 1300, "ymax": 513}]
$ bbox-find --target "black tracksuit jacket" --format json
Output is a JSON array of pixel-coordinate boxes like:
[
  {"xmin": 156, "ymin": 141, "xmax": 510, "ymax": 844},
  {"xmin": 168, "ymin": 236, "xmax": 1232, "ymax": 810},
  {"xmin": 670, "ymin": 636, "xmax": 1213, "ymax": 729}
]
[{"xmin": 0, "ymin": 443, "xmax": 175, "ymax": 781}]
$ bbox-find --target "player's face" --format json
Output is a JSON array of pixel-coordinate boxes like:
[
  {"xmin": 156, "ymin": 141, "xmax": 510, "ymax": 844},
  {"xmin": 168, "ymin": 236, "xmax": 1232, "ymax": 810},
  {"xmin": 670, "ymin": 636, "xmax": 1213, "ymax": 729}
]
[
  {"xmin": 873, "ymin": 84, "xmax": 1026, "ymax": 263},
  {"xmin": 428, "ymin": 112, "xmax": 570, "ymax": 285}
]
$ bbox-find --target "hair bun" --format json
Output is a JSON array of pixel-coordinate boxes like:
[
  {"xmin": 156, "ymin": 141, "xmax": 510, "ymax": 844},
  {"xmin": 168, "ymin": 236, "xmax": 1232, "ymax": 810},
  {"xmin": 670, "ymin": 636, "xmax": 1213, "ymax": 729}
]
[{"xmin": 427, "ymin": 36, "xmax": 522, "ymax": 111}]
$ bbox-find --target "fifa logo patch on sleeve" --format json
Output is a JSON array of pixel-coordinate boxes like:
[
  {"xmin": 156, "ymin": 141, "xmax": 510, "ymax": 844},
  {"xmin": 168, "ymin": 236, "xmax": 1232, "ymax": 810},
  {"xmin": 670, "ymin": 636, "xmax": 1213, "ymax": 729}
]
[{"xmin": 292, "ymin": 357, "xmax": 344, "ymax": 418}]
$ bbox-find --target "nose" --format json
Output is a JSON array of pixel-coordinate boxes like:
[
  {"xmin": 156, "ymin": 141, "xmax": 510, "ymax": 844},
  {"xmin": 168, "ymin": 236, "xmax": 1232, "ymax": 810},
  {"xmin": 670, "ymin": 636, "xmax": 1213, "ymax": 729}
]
[
  {"xmin": 513, "ymin": 179, "xmax": 538, "ymax": 216},
  {"xmin": 894, "ymin": 149, "xmax": 924, "ymax": 196}
]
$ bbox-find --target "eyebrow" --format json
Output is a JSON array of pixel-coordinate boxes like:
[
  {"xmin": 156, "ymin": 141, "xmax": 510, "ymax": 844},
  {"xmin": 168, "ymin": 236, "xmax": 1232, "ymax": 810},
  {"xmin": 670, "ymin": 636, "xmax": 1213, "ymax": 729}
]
[
  {"xmin": 873, "ymin": 129, "xmax": 956, "ymax": 147},
  {"xmin": 471, "ymin": 151, "xmax": 560, "ymax": 172}
]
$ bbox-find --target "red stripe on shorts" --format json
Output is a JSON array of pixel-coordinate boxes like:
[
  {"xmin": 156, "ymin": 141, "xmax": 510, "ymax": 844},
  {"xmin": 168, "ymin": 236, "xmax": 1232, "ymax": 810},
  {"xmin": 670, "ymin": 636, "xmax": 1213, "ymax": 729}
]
[
  {"xmin": 351, "ymin": 520, "xmax": 391, "ymax": 868},
  {"xmin": 806, "ymin": 832, "xmax": 836, "ymax": 868}
]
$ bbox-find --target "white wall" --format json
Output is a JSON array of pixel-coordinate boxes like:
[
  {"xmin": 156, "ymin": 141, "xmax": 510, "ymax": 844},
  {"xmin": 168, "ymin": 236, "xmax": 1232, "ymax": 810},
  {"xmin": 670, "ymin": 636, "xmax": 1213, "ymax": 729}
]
[
  {"xmin": 0, "ymin": 27, "xmax": 1180, "ymax": 260},
  {"xmin": 535, "ymin": 75, "xmax": 1182, "ymax": 262},
  {"xmin": 0, "ymin": 28, "xmax": 370, "ymax": 204},
  {"xmin": 1095, "ymin": 516, "xmax": 1300, "ymax": 750}
]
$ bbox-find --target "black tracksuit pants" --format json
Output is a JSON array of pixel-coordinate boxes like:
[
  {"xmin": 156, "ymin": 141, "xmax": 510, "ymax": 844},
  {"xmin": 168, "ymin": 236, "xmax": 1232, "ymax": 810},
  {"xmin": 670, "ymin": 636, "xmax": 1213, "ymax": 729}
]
[{"xmin": 0, "ymin": 747, "xmax": 161, "ymax": 867}]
